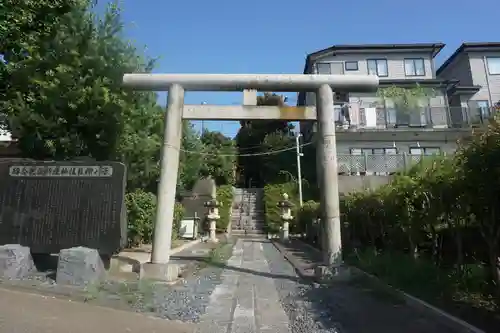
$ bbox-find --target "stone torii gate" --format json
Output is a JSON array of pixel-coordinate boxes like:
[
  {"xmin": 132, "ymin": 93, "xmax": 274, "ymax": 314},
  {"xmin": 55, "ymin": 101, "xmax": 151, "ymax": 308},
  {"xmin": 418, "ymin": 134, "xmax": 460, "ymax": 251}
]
[{"xmin": 122, "ymin": 73, "xmax": 379, "ymax": 281}]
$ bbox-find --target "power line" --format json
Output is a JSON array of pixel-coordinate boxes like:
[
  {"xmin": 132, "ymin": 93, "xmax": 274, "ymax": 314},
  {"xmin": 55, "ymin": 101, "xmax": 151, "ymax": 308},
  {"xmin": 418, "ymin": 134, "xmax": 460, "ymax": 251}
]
[{"xmin": 167, "ymin": 141, "xmax": 314, "ymax": 157}]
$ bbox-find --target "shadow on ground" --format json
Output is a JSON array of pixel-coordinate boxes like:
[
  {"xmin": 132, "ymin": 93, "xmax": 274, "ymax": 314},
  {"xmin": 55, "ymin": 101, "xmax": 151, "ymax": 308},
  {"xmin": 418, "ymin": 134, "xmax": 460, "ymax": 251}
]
[{"xmin": 171, "ymin": 254, "xmax": 302, "ymax": 283}]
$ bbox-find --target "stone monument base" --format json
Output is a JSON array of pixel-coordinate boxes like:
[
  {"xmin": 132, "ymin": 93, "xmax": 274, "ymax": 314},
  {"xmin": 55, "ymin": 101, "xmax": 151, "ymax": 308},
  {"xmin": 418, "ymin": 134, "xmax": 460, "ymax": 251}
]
[
  {"xmin": 315, "ymin": 264, "xmax": 351, "ymax": 283},
  {"xmin": 56, "ymin": 247, "xmax": 106, "ymax": 286},
  {"xmin": 140, "ymin": 262, "xmax": 180, "ymax": 282},
  {"xmin": 0, "ymin": 244, "xmax": 35, "ymax": 279}
]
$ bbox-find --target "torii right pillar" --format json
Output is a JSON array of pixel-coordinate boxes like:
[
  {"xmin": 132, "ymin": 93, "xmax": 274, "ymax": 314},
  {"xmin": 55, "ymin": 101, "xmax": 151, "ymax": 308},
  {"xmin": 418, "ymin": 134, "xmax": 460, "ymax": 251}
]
[{"xmin": 315, "ymin": 84, "xmax": 349, "ymax": 281}]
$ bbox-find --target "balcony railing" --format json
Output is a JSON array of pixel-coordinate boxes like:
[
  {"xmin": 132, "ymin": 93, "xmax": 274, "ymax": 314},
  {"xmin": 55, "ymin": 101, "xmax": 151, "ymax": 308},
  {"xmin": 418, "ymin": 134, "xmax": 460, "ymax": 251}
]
[
  {"xmin": 334, "ymin": 106, "xmax": 498, "ymax": 129},
  {"xmin": 336, "ymin": 153, "xmax": 446, "ymax": 174}
]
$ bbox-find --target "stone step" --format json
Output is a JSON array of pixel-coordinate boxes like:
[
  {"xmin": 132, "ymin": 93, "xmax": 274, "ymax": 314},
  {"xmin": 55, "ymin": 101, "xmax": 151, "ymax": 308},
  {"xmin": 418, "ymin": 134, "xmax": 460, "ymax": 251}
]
[
  {"xmin": 232, "ymin": 225, "xmax": 264, "ymax": 229},
  {"xmin": 232, "ymin": 214, "xmax": 264, "ymax": 218},
  {"xmin": 232, "ymin": 218, "xmax": 264, "ymax": 222},
  {"xmin": 231, "ymin": 230, "xmax": 266, "ymax": 238},
  {"xmin": 231, "ymin": 218, "xmax": 265, "ymax": 223},
  {"xmin": 231, "ymin": 209, "xmax": 265, "ymax": 213}
]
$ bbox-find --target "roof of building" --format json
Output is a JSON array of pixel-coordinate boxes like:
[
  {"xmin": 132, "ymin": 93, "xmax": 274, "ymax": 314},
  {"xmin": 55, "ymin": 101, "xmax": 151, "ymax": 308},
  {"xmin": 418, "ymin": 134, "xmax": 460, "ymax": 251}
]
[
  {"xmin": 303, "ymin": 43, "xmax": 446, "ymax": 74},
  {"xmin": 436, "ymin": 42, "xmax": 500, "ymax": 75}
]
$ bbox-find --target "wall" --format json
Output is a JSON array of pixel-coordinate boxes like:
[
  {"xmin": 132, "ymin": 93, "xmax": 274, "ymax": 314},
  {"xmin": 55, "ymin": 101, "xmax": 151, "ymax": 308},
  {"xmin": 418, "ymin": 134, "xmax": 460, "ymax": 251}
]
[
  {"xmin": 436, "ymin": 53, "xmax": 473, "ymax": 86},
  {"xmin": 338, "ymin": 175, "xmax": 392, "ymax": 194},
  {"xmin": 314, "ymin": 51, "xmax": 435, "ymax": 80},
  {"xmin": 469, "ymin": 52, "xmax": 500, "ymax": 105}
]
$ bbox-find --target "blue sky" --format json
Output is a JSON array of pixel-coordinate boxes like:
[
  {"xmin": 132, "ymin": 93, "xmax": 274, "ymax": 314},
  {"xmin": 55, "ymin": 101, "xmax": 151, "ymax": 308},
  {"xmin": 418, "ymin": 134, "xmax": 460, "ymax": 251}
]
[{"xmin": 103, "ymin": 0, "xmax": 499, "ymax": 137}]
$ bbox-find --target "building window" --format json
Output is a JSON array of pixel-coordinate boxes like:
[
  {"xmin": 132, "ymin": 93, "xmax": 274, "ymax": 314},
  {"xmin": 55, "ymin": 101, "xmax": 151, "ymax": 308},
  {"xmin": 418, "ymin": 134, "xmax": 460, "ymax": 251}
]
[
  {"xmin": 487, "ymin": 57, "xmax": 500, "ymax": 75},
  {"xmin": 367, "ymin": 59, "xmax": 388, "ymax": 77},
  {"xmin": 409, "ymin": 147, "xmax": 441, "ymax": 155},
  {"xmin": 404, "ymin": 58, "xmax": 426, "ymax": 76},
  {"xmin": 350, "ymin": 148, "xmax": 397, "ymax": 155},
  {"xmin": 477, "ymin": 100, "xmax": 491, "ymax": 118},
  {"xmin": 345, "ymin": 61, "xmax": 359, "ymax": 71},
  {"xmin": 316, "ymin": 63, "xmax": 331, "ymax": 74}
]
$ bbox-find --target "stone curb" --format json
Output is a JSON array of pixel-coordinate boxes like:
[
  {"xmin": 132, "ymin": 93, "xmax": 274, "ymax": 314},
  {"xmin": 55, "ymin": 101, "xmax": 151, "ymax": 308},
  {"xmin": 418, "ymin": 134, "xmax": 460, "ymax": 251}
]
[
  {"xmin": 113, "ymin": 239, "xmax": 202, "ymax": 272},
  {"xmin": 270, "ymin": 240, "xmax": 316, "ymax": 282},
  {"xmin": 287, "ymin": 239, "xmax": 485, "ymax": 333}
]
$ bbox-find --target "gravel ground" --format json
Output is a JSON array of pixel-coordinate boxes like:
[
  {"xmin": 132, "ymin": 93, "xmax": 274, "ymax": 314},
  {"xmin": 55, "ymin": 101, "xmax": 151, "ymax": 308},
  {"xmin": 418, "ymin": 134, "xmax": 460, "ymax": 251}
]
[
  {"xmin": 262, "ymin": 241, "xmax": 466, "ymax": 333},
  {"xmin": 261, "ymin": 241, "xmax": 341, "ymax": 333},
  {"xmin": 0, "ymin": 242, "xmax": 234, "ymax": 324}
]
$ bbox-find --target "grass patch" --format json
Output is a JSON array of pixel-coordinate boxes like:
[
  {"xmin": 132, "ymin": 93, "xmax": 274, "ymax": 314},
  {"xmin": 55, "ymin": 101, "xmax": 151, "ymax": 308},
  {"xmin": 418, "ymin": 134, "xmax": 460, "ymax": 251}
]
[
  {"xmin": 82, "ymin": 279, "xmax": 157, "ymax": 312},
  {"xmin": 202, "ymin": 240, "xmax": 234, "ymax": 267}
]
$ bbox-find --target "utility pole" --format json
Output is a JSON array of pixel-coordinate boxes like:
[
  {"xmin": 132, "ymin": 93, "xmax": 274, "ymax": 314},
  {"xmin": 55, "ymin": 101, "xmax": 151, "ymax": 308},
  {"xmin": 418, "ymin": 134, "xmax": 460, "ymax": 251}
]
[{"xmin": 296, "ymin": 133, "xmax": 303, "ymax": 207}]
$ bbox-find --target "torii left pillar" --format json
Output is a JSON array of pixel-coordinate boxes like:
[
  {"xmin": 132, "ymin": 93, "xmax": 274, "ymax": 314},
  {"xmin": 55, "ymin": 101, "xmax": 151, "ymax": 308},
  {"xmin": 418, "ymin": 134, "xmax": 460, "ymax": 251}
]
[{"xmin": 140, "ymin": 84, "xmax": 184, "ymax": 281}]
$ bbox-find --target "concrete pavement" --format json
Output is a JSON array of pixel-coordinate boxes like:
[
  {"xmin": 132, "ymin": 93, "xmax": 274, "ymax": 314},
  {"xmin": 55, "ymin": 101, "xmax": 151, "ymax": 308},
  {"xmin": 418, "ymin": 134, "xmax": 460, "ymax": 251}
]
[{"xmin": 0, "ymin": 287, "xmax": 195, "ymax": 333}]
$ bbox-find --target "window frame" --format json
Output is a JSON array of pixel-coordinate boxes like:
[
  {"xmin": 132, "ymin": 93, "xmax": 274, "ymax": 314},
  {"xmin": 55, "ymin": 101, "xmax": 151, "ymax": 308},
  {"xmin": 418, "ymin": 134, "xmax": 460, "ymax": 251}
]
[
  {"xmin": 366, "ymin": 59, "xmax": 388, "ymax": 77},
  {"xmin": 404, "ymin": 58, "xmax": 426, "ymax": 77},
  {"xmin": 316, "ymin": 62, "xmax": 331, "ymax": 74},
  {"xmin": 344, "ymin": 61, "xmax": 359, "ymax": 71},
  {"xmin": 409, "ymin": 147, "xmax": 441, "ymax": 155},
  {"xmin": 486, "ymin": 57, "xmax": 500, "ymax": 75}
]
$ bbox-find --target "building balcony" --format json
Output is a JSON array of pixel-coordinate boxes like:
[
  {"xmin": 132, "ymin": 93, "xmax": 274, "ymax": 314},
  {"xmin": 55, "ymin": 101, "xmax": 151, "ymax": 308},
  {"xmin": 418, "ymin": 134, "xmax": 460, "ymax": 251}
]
[
  {"xmin": 333, "ymin": 106, "xmax": 497, "ymax": 130},
  {"xmin": 336, "ymin": 153, "xmax": 443, "ymax": 175}
]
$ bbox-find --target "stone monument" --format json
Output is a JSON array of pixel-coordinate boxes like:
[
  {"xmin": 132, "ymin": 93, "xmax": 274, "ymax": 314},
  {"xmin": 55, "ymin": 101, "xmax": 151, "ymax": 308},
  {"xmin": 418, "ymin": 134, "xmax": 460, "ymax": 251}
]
[
  {"xmin": 56, "ymin": 246, "xmax": 106, "ymax": 286},
  {"xmin": 0, "ymin": 244, "xmax": 35, "ymax": 279},
  {"xmin": 0, "ymin": 161, "xmax": 127, "ymax": 255}
]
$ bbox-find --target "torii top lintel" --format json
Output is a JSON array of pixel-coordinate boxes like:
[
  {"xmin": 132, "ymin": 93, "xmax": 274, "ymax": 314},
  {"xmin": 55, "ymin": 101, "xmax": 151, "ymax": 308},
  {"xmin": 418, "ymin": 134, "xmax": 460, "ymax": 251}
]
[{"xmin": 122, "ymin": 73, "xmax": 379, "ymax": 92}]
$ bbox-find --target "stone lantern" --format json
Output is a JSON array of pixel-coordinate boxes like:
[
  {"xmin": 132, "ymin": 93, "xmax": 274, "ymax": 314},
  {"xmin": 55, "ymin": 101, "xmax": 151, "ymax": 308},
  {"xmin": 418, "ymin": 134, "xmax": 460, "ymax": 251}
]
[
  {"xmin": 204, "ymin": 198, "xmax": 221, "ymax": 243},
  {"xmin": 277, "ymin": 193, "xmax": 294, "ymax": 242}
]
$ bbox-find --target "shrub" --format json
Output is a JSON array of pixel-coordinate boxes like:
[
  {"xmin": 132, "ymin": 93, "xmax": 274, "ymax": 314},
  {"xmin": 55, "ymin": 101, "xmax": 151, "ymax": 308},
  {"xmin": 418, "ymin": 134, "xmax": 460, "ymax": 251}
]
[
  {"xmin": 126, "ymin": 189, "xmax": 156, "ymax": 247},
  {"xmin": 297, "ymin": 200, "xmax": 320, "ymax": 238},
  {"xmin": 172, "ymin": 202, "xmax": 185, "ymax": 241},
  {"xmin": 216, "ymin": 185, "xmax": 233, "ymax": 232},
  {"xmin": 263, "ymin": 182, "xmax": 299, "ymax": 234},
  {"xmin": 126, "ymin": 189, "xmax": 184, "ymax": 247}
]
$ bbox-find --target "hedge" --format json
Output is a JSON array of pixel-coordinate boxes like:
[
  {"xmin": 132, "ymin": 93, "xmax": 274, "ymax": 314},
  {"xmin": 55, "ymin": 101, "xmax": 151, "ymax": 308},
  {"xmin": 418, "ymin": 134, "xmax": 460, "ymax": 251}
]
[
  {"xmin": 297, "ymin": 200, "xmax": 320, "ymax": 240},
  {"xmin": 263, "ymin": 182, "xmax": 299, "ymax": 234},
  {"xmin": 125, "ymin": 189, "xmax": 184, "ymax": 247},
  {"xmin": 216, "ymin": 185, "xmax": 233, "ymax": 232}
]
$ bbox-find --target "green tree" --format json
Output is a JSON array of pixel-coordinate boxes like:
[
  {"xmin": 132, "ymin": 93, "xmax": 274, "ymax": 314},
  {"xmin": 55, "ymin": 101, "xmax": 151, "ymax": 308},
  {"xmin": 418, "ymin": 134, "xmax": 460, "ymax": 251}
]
[
  {"xmin": 235, "ymin": 92, "xmax": 294, "ymax": 187},
  {"xmin": 0, "ymin": 0, "xmax": 176, "ymax": 192},
  {"xmin": 455, "ymin": 118, "xmax": 500, "ymax": 290},
  {"xmin": 178, "ymin": 121, "xmax": 203, "ymax": 192},
  {"xmin": 200, "ymin": 130, "xmax": 235, "ymax": 185},
  {"xmin": 1, "ymin": 0, "xmax": 157, "ymax": 161}
]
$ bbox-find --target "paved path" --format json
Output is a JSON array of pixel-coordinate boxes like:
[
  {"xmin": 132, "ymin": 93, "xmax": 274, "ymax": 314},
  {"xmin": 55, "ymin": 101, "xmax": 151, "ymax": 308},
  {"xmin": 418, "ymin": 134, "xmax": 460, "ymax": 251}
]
[
  {"xmin": 0, "ymin": 287, "xmax": 194, "ymax": 333},
  {"xmin": 195, "ymin": 239, "xmax": 289, "ymax": 333},
  {"xmin": 195, "ymin": 238, "xmax": 471, "ymax": 333}
]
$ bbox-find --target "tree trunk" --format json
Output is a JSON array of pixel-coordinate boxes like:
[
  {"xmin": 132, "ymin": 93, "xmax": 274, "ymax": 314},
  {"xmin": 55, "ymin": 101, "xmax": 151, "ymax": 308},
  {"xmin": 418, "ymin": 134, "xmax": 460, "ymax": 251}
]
[
  {"xmin": 431, "ymin": 227, "xmax": 439, "ymax": 263},
  {"xmin": 409, "ymin": 235, "xmax": 419, "ymax": 259},
  {"xmin": 454, "ymin": 230, "xmax": 464, "ymax": 274}
]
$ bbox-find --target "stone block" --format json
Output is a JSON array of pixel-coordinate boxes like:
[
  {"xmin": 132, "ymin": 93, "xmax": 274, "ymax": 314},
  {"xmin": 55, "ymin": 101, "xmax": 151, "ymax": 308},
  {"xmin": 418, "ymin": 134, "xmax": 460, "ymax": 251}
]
[
  {"xmin": 0, "ymin": 244, "xmax": 35, "ymax": 279},
  {"xmin": 56, "ymin": 247, "xmax": 106, "ymax": 286},
  {"xmin": 140, "ymin": 262, "xmax": 180, "ymax": 282},
  {"xmin": 315, "ymin": 264, "xmax": 351, "ymax": 283}
]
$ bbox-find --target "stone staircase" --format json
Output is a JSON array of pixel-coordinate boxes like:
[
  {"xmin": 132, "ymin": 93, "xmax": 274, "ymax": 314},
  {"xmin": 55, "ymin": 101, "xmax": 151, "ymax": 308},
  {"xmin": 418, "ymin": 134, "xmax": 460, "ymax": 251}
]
[{"xmin": 230, "ymin": 188, "xmax": 265, "ymax": 238}]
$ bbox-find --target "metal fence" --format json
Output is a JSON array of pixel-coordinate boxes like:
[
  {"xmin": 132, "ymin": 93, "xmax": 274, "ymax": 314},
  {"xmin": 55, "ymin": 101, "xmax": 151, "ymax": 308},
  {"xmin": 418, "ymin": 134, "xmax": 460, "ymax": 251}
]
[
  {"xmin": 336, "ymin": 153, "xmax": 444, "ymax": 174},
  {"xmin": 336, "ymin": 106, "xmax": 498, "ymax": 129}
]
